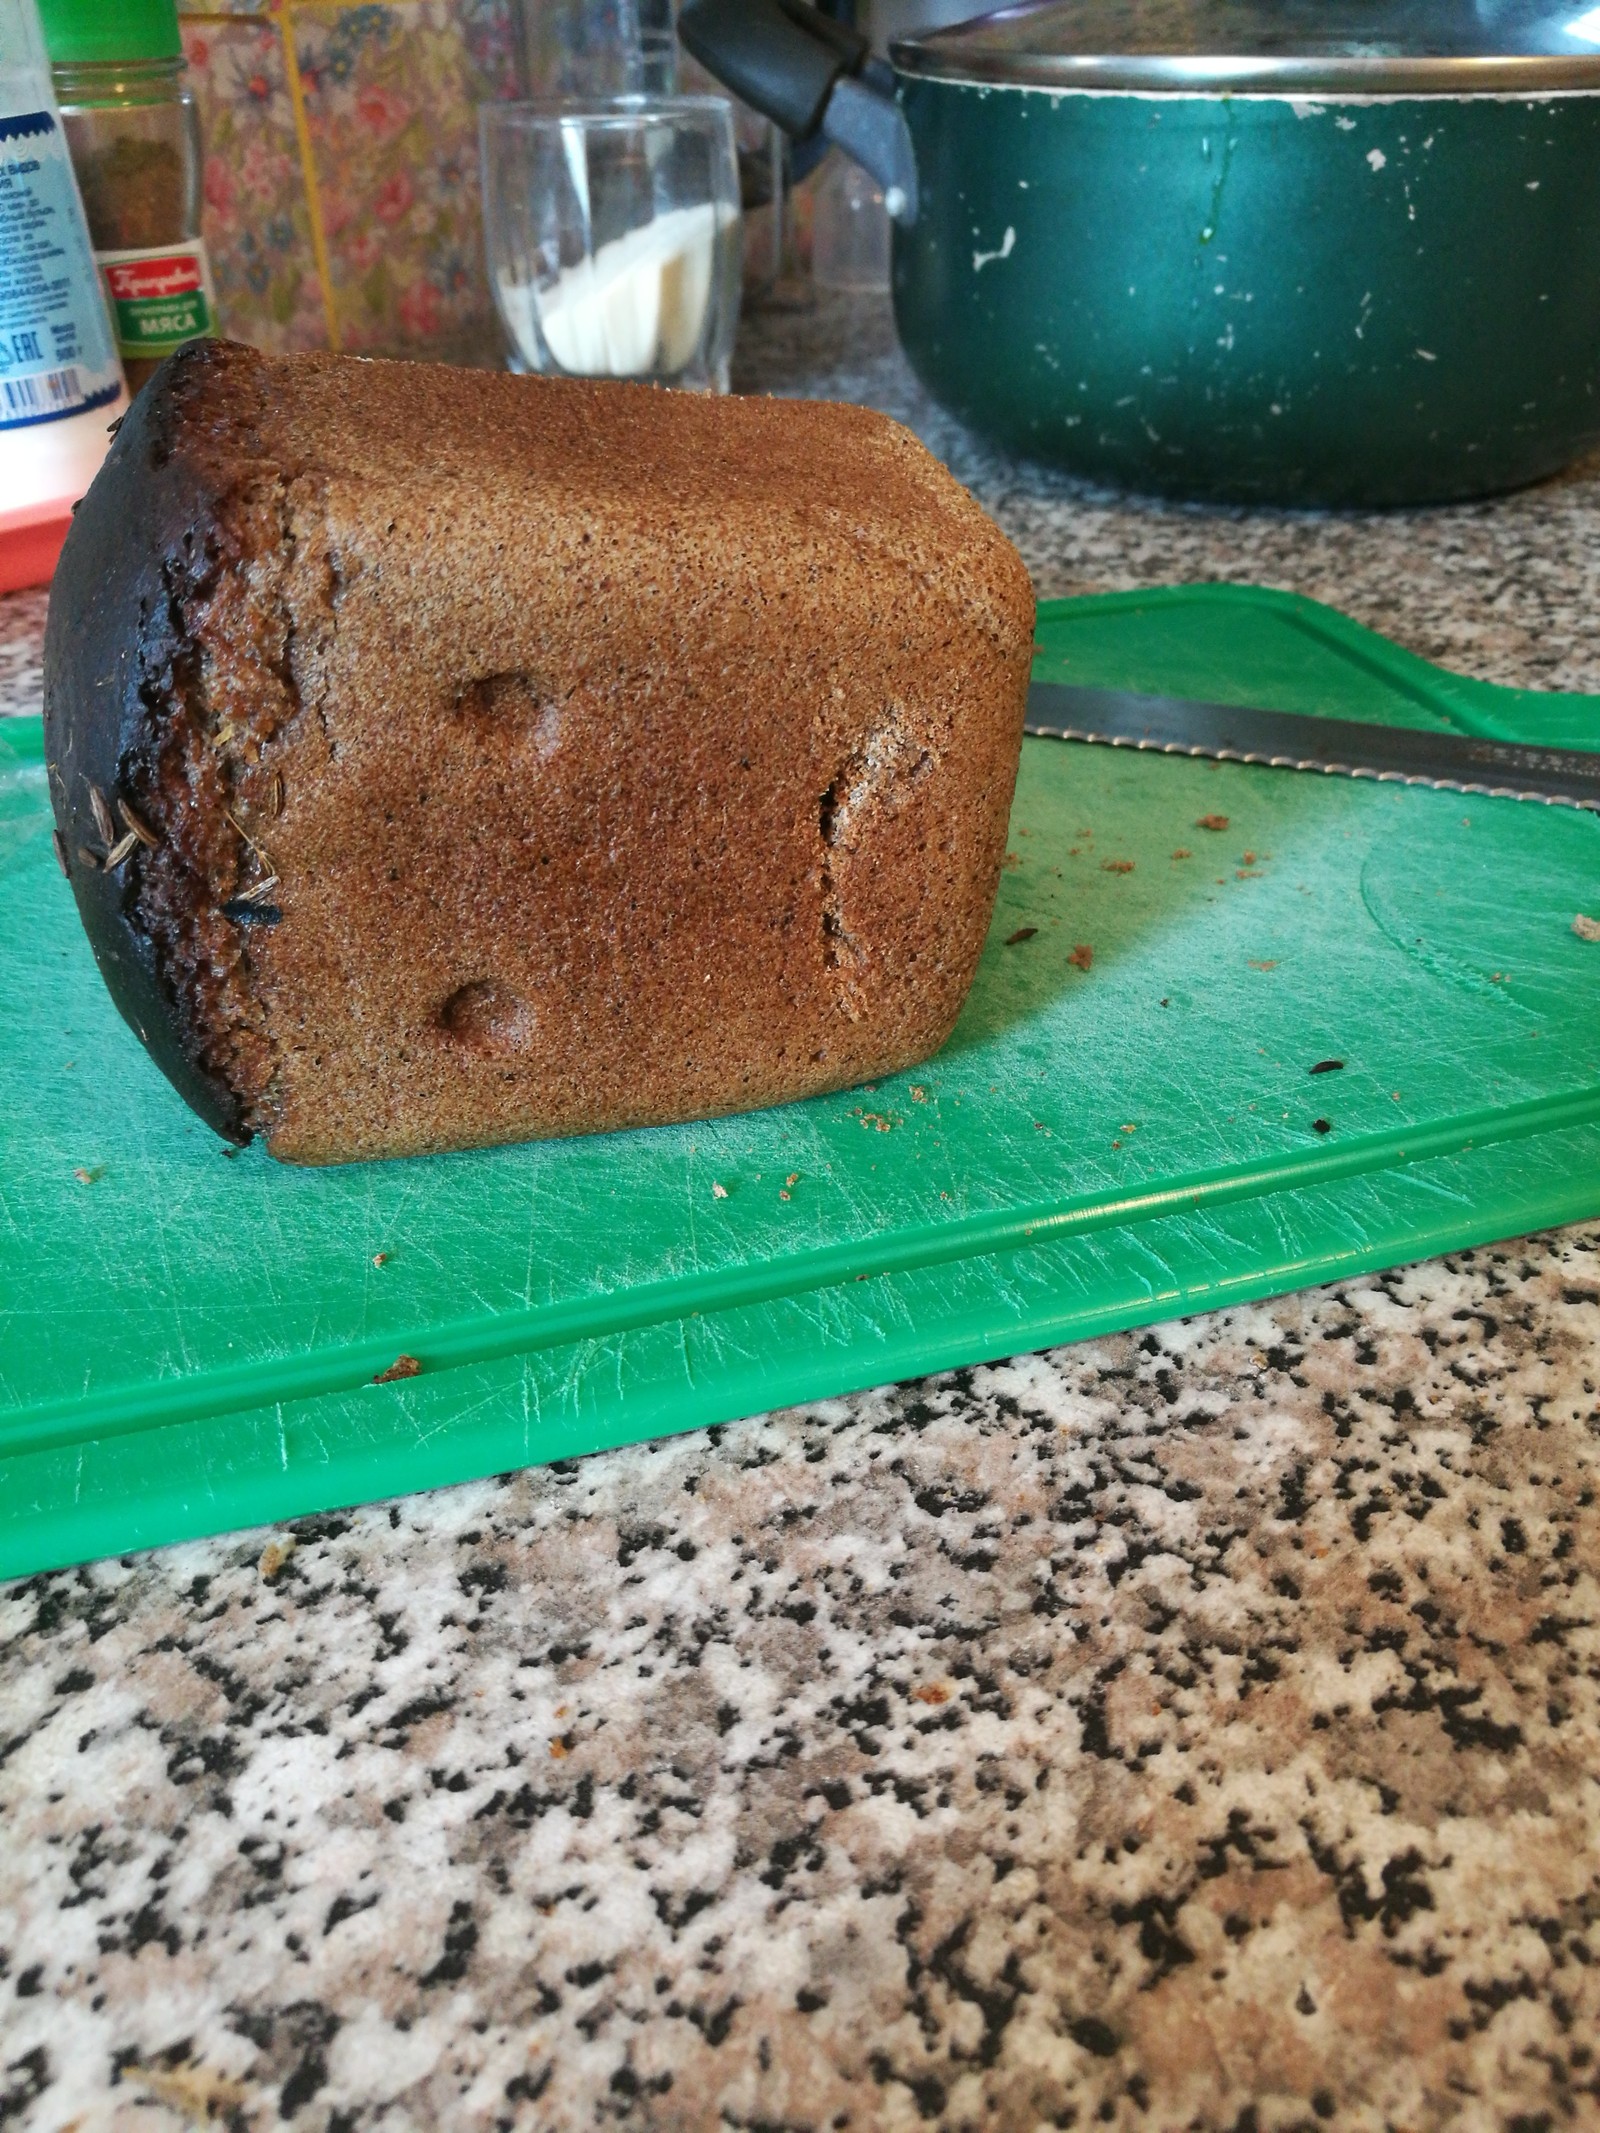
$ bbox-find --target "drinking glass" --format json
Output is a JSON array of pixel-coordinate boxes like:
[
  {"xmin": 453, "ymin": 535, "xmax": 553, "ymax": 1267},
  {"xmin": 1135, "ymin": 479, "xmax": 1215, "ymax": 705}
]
[
  {"xmin": 481, "ymin": 98, "xmax": 742, "ymax": 391},
  {"xmin": 515, "ymin": 0, "xmax": 678, "ymax": 101}
]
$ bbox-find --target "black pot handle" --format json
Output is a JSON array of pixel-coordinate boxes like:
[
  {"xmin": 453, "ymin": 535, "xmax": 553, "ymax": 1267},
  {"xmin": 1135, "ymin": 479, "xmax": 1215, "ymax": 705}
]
[
  {"xmin": 679, "ymin": 0, "xmax": 918, "ymax": 222},
  {"xmin": 679, "ymin": 0, "xmax": 865, "ymax": 139}
]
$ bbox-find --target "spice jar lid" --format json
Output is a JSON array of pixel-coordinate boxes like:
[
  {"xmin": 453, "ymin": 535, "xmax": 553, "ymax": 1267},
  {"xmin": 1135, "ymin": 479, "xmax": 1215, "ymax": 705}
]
[{"xmin": 37, "ymin": 0, "xmax": 183, "ymax": 66}]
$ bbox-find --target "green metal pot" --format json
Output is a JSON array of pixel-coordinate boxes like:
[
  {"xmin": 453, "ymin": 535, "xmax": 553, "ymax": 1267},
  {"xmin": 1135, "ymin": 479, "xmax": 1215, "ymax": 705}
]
[{"xmin": 680, "ymin": 0, "xmax": 1600, "ymax": 505}]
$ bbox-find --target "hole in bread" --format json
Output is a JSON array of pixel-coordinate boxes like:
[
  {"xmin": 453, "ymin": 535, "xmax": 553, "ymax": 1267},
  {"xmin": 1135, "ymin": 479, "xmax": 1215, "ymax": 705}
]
[
  {"xmin": 437, "ymin": 980, "xmax": 536, "ymax": 1055},
  {"xmin": 818, "ymin": 775, "xmax": 842, "ymax": 851},
  {"xmin": 456, "ymin": 672, "xmax": 563, "ymax": 759}
]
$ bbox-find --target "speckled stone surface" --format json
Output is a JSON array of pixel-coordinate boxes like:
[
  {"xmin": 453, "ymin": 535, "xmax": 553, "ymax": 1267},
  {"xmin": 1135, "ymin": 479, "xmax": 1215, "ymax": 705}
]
[
  {"xmin": 0, "ymin": 588, "xmax": 46, "ymax": 725},
  {"xmin": 3, "ymin": 299, "xmax": 1599, "ymax": 2133}
]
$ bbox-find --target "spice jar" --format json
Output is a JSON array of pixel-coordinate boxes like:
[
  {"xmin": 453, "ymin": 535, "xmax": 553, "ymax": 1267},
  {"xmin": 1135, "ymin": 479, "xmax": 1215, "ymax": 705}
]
[{"xmin": 37, "ymin": 0, "xmax": 212, "ymax": 393}]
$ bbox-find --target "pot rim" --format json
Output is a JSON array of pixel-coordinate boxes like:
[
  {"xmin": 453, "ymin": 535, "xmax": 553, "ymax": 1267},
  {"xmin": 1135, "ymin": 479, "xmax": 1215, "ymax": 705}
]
[{"xmin": 888, "ymin": 45, "xmax": 1600, "ymax": 91}]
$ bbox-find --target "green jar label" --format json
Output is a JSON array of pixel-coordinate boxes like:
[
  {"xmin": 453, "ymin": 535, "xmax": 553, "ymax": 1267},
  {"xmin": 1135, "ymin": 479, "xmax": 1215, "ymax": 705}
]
[{"xmin": 97, "ymin": 242, "xmax": 215, "ymax": 359}]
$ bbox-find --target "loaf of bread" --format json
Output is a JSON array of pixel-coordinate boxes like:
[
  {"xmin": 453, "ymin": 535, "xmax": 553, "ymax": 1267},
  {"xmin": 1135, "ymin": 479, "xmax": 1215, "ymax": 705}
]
[{"xmin": 43, "ymin": 341, "xmax": 1034, "ymax": 1164}]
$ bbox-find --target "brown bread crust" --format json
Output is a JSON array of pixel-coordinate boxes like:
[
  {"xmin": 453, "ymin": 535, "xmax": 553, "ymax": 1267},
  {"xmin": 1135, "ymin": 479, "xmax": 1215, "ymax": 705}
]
[{"xmin": 44, "ymin": 341, "xmax": 1034, "ymax": 1164}]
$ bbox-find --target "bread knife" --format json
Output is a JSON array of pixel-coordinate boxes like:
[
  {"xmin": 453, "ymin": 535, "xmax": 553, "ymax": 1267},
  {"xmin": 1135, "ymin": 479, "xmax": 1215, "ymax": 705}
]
[{"xmin": 1025, "ymin": 681, "xmax": 1600, "ymax": 811}]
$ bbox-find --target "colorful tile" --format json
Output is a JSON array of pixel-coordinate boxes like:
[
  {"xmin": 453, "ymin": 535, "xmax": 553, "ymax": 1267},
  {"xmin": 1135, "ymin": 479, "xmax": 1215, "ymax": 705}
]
[
  {"xmin": 293, "ymin": 0, "xmax": 518, "ymax": 363},
  {"xmin": 181, "ymin": 13, "xmax": 327, "ymax": 351},
  {"xmin": 179, "ymin": 0, "xmax": 519, "ymax": 361}
]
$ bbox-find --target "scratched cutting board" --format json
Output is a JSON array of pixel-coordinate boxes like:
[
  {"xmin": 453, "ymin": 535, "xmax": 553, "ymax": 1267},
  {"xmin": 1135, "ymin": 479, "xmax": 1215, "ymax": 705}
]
[{"xmin": 3, "ymin": 585, "xmax": 1599, "ymax": 1580}]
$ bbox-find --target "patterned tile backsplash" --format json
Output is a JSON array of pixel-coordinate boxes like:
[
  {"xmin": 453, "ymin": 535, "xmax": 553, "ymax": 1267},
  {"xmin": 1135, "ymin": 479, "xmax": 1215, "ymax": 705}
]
[{"xmin": 178, "ymin": 0, "xmax": 521, "ymax": 363}]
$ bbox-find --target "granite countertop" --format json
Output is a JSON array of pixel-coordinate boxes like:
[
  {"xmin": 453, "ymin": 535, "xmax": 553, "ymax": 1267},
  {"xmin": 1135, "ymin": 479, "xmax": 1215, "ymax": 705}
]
[{"xmin": 3, "ymin": 296, "xmax": 1599, "ymax": 2133}]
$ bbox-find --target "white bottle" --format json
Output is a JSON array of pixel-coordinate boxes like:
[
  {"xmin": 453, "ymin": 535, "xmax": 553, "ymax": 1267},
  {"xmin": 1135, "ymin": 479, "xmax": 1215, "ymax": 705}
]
[{"xmin": 0, "ymin": 0, "xmax": 126, "ymax": 524}]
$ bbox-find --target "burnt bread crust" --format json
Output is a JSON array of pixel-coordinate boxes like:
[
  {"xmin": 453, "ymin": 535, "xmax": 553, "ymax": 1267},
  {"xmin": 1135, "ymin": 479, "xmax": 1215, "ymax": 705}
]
[
  {"xmin": 43, "ymin": 341, "xmax": 1035, "ymax": 1165},
  {"xmin": 44, "ymin": 342, "xmax": 262, "ymax": 1142}
]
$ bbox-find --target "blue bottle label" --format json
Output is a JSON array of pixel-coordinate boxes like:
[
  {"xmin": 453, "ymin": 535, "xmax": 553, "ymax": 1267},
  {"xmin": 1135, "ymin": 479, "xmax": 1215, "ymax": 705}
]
[{"xmin": 0, "ymin": 109, "xmax": 123, "ymax": 431}]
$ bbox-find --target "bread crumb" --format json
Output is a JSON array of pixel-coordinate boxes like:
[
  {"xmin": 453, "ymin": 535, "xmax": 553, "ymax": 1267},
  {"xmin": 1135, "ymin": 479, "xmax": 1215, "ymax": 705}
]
[
  {"xmin": 258, "ymin": 1537, "xmax": 295, "ymax": 1580},
  {"xmin": 1574, "ymin": 913, "xmax": 1600, "ymax": 942},
  {"xmin": 1068, "ymin": 944, "xmax": 1094, "ymax": 971},
  {"xmin": 374, "ymin": 1354, "xmax": 421, "ymax": 1384},
  {"xmin": 1197, "ymin": 814, "xmax": 1230, "ymax": 831},
  {"xmin": 1004, "ymin": 926, "xmax": 1037, "ymax": 946},
  {"xmin": 1101, "ymin": 859, "xmax": 1134, "ymax": 874},
  {"xmin": 711, "ymin": 1181, "xmax": 728, "ymax": 1198}
]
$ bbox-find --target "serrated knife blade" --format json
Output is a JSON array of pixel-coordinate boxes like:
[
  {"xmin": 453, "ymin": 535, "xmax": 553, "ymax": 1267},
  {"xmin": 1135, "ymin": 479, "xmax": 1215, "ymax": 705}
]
[{"xmin": 1025, "ymin": 681, "xmax": 1600, "ymax": 811}]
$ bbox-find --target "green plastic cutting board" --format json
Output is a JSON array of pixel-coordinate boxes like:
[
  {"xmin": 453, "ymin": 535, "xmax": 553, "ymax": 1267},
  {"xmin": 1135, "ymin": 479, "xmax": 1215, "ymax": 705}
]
[{"xmin": 4, "ymin": 585, "xmax": 1598, "ymax": 1580}]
